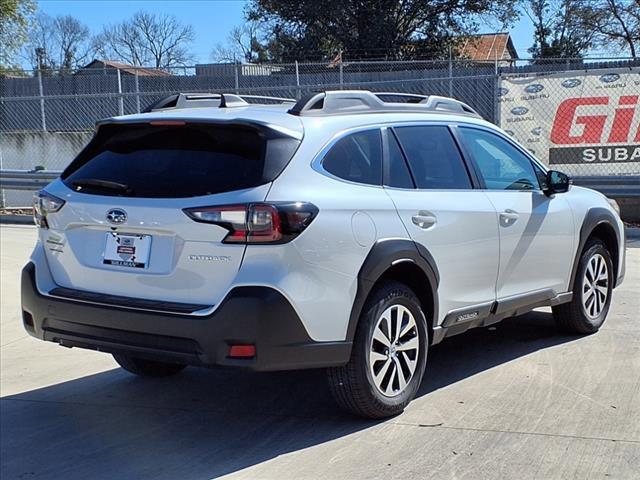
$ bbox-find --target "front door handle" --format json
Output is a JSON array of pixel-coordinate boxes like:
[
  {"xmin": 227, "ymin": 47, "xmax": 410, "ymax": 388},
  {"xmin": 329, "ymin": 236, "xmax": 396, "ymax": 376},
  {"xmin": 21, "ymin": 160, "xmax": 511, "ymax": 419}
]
[
  {"xmin": 412, "ymin": 213, "xmax": 437, "ymax": 229},
  {"xmin": 499, "ymin": 209, "xmax": 519, "ymax": 226}
]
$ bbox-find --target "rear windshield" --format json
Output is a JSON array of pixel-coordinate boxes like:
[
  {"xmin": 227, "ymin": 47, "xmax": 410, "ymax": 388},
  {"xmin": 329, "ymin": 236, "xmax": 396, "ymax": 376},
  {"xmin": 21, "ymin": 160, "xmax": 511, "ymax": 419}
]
[{"xmin": 61, "ymin": 123, "xmax": 300, "ymax": 198}]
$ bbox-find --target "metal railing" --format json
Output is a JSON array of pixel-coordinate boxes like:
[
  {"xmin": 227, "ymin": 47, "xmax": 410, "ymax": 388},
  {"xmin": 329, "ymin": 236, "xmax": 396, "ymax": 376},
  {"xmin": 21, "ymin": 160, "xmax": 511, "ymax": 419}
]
[{"xmin": 0, "ymin": 169, "xmax": 61, "ymax": 191}]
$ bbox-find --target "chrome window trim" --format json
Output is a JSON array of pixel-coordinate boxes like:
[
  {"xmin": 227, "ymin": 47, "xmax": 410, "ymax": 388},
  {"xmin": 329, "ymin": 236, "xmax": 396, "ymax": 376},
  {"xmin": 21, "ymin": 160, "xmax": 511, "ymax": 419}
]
[
  {"xmin": 310, "ymin": 118, "xmax": 550, "ymax": 192},
  {"xmin": 312, "ymin": 119, "xmax": 470, "ymax": 189}
]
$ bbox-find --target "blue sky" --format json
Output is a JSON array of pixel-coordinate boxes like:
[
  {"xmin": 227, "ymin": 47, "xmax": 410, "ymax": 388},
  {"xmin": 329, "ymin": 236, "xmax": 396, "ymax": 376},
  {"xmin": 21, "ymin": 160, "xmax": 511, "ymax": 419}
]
[{"xmin": 38, "ymin": 0, "xmax": 537, "ymax": 63}]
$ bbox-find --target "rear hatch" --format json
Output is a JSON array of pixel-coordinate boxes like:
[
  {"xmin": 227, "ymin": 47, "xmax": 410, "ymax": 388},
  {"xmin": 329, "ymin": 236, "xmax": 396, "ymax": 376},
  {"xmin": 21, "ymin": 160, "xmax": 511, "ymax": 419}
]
[{"xmin": 41, "ymin": 120, "xmax": 301, "ymax": 307}]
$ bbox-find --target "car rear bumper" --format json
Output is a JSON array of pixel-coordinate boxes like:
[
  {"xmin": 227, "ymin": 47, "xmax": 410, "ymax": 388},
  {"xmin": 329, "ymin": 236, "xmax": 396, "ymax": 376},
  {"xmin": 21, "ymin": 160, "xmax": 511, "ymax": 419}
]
[{"xmin": 21, "ymin": 262, "xmax": 351, "ymax": 371}]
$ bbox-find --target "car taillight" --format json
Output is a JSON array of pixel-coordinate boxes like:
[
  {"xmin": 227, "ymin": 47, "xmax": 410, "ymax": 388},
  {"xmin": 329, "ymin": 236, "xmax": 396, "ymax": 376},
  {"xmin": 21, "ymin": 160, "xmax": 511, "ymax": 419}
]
[
  {"xmin": 33, "ymin": 190, "xmax": 65, "ymax": 228},
  {"xmin": 183, "ymin": 202, "xmax": 318, "ymax": 244}
]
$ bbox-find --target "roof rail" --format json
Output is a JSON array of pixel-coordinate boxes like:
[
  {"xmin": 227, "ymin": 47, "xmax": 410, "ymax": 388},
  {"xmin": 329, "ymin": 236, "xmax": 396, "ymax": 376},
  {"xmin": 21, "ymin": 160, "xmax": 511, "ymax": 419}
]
[
  {"xmin": 287, "ymin": 90, "xmax": 482, "ymax": 118},
  {"xmin": 144, "ymin": 93, "xmax": 295, "ymax": 112}
]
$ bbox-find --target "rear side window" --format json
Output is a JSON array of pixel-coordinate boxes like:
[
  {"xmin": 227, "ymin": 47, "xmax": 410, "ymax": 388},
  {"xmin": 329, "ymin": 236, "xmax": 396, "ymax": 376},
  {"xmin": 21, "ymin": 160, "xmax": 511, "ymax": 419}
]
[
  {"xmin": 322, "ymin": 129, "xmax": 382, "ymax": 186},
  {"xmin": 385, "ymin": 131, "xmax": 414, "ymax": 188},
  {"xmin": 394, "ymin": 125, "xmax": 472, "ymax": 189},
  {"xmin": 62, "ymin": 123, "xmax": 300, "ymax": 198}
]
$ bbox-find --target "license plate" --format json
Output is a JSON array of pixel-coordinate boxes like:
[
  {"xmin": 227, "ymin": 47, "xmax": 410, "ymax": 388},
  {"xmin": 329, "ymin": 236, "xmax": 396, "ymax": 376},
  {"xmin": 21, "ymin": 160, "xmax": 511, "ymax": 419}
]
[{"xmin": 103, "ymin": 232, "xmax": 151, "ymax": 268}]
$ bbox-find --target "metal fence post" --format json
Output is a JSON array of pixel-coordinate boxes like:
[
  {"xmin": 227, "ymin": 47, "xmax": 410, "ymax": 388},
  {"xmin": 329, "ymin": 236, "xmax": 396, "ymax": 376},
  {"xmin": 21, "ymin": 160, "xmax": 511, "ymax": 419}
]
[
  {"xmin": 234, "ymin": 63, "xmax": 240, "ymax": 94},
  {"xmin": 0, "ymin": 146, "xmax": 5, "ymax": 208},
  {"xmin": 134, "ymin": 69, "xmax": 141, "ymax": 113},
  {"xmin": 37, "ymin": 69, "xmax": 46, "ymax": 132},
  {"xmin": 448, "ymin": 45, "xmax": 453, "ymax": 97},
  {"xmin": 339, "ymin": 62, "xmax": 344, "ymax": 89},
  {"xmin": 295, "ymin": 60, "xmax": 301, "ymax": 99},
  {"xmin": 493, "ymin": 53, "xmax": 500, "ymax": 125},
  {"xmin": 116, "ymin": 68, "xmax": 124, "ymax": 116}
]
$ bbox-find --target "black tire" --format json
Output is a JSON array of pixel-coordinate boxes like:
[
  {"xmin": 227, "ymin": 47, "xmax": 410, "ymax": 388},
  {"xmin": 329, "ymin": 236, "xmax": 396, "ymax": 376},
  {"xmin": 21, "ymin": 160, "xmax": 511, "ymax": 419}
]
[
  {"xmin": 327, "ymin": 280, "xmax": 429, "ymax": 419},
  {"xmin": 113, "ymin": 353, "xmax": 187, "ymax": 377},
  {"xmin": 553, "ymin": 238, "xmax": 613, "ymax": 334}
]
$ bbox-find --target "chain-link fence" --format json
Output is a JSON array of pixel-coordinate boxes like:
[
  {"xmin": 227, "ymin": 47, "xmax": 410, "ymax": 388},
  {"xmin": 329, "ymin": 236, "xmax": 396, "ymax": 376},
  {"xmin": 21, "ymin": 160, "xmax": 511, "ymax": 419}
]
[{"xmin": 2, "ymin": 57, "xmax": 639, "ymax": 177}]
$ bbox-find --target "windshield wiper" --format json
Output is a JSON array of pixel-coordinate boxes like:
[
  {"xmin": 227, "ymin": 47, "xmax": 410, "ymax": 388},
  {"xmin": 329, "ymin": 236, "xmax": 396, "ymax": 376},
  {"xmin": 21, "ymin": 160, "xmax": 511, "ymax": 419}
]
[{"xmin": 71, "ymin": 178, "xmax": 133, "ymax": 195}]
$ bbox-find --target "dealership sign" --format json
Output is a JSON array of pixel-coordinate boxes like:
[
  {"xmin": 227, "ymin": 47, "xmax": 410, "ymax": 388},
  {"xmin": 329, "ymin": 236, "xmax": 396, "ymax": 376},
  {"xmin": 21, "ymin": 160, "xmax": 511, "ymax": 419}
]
[{"xmin": 498, "ymin": 68, "xmax": 640, "ymax": 175}]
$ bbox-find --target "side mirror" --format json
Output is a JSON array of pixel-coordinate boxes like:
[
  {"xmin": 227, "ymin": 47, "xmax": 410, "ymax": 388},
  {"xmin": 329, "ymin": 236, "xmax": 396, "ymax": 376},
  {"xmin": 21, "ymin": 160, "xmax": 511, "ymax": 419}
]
[{"xmin": 544, "ymin": 170, "xmax": 571, "ymax": 196}]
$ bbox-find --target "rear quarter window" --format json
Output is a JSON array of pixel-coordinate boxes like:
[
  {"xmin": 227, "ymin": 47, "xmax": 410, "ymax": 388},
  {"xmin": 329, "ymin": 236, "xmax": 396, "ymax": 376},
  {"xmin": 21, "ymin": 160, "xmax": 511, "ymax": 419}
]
[
  {"xmin": 62, "ymin": 123, "xmax": 300, "ymax": 198},
  {"xmin": 321, "ymin": 129, "xmax": 382, "ymax": 186}
]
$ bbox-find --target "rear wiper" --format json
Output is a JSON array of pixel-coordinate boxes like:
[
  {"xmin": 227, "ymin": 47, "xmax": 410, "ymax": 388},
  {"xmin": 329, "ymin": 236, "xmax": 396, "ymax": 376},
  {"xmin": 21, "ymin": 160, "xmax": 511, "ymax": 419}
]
[{"xmin": 72, "ymin": 178, "xmax": 133, "ymax": 194}]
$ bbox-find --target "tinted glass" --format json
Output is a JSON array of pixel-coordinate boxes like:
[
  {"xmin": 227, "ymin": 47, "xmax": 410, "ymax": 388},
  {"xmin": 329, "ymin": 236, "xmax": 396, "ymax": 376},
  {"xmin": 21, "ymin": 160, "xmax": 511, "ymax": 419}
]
[
  {"xmin": 62, "ymin": 124, "xmax": 299, "ymax": 198},
  {"xmin": 385, "ymin": 131, "xmax": 414, "ymax": 188},
  {"xmin": 322, "ymin": 130, "xmax": 382, "ymax": 186},
  {"xmin": 394, "ymin": 126, "xmax": 472, "ymax": 189},
  {"xmin": 459, "ymin": 128, "xmax": 540, "ymax": 191}
]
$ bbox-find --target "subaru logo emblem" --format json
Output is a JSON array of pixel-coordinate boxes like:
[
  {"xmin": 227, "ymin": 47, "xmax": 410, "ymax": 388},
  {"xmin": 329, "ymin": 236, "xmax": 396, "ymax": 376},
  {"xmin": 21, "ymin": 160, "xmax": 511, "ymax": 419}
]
[
  {"xmin": 106, "ymin": 208, "xmax": 127, "ymax": 225},
  {"xmin": 511, "ymin": 106, "xmax": 529, "ymax": 116},
  {"xmin": 561, "ymin": 78, "xmax": 581, "ymax": 88},
  {"xmin": 525, "ymin": 84, "xmax": 544, "ymax": 94},
  {"xmin": 599, "ymin": 73, "xmax": 620, "ymax": 83}
]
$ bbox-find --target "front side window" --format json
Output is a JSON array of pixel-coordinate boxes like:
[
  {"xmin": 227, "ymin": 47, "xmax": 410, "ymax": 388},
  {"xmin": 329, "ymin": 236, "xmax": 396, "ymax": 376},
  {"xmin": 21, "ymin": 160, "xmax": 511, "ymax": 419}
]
[
  {"xmin": 393, "ymin": 125, "xmax": 472, "ymax": 190},
  {"xmin": 459, "ymin": 127, "xmax": 540, "ymax": 191},
  {"xmin": 322, "ymin": 129, "xmax": 382, "ymax": 186}
]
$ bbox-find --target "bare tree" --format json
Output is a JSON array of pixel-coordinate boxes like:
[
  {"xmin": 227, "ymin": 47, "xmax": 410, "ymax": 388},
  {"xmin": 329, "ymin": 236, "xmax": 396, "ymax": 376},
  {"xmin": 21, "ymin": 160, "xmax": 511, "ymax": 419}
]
[
  {"xmin": 585, "ymin": 0, "xmax": 639, "ymax": 57},
  {"xmin": 211, "ymin": 22, "xmax": 267, "ymax": 63},
  {"xmin": 23, "ymin": 13, "xmax": 93, "ymax": 71},
  {"xmin": 96, "ymin": 11, "xmax": 195, "ymax": 68},
  {"xmin": 54, "ymin": 15, "xmax": 92, "ymax": 70}
]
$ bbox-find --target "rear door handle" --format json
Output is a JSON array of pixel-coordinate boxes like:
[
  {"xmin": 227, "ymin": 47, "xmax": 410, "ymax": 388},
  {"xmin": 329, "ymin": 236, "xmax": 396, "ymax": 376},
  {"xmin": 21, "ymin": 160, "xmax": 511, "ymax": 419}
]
[
  {"xmin": 411, "ymin": 213, "xmax": 437, "ymax": 229},
  {"xmin": 499, "ymin": 209, "xmax": 519, "ymax": 225}
]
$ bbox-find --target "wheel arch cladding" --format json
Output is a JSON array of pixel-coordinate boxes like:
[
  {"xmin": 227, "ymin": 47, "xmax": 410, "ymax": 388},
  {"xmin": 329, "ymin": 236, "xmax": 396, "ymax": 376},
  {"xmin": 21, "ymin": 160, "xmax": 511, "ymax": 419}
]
[
  {"xmin": 571, "ymin": 207, "xmax": 622, "ymax": 289},
  {"xmin": 347, "ymin": 239, "xmax": 439, "ymax": 344}
]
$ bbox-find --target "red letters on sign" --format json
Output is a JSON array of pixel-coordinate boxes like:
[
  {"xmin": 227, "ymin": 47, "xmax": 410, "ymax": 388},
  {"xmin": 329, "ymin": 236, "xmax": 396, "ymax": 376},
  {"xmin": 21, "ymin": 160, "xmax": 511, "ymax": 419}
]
[
  {"xmin": 609, "ymin": 96, "xmax": 638, "ymax": 143},
  {"xmin": 551, "ymin": 96, "xmax": 640, "ymax": 145},
  {"xmin": 550, "ymin": 97, "xmax": 609, "ymax": 145}
]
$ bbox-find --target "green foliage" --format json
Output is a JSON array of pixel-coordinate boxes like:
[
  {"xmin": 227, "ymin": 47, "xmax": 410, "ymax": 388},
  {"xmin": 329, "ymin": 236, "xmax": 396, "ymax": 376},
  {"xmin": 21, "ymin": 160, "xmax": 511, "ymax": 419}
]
[
  {"xmin": 247, "ymin": 0, "xmax": 520, "ymax": 61},
  {"xmin": 0, "ymin": 0, "xmax": 36, "ymax": 69},
  {"xmin": 526, "ymin": 0, "xmax": 597, "ymax": 59}
]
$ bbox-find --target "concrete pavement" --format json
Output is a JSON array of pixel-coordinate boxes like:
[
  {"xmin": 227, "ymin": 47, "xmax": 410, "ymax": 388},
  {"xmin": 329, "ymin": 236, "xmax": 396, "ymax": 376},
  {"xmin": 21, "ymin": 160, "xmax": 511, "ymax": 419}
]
[{"xmin": 1, "ymin": 225, "xmax": 639, "ymax": 479}]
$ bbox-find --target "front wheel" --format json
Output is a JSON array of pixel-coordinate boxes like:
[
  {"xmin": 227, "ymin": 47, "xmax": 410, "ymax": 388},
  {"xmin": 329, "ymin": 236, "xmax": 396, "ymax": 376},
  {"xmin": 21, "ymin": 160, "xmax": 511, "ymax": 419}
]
[
  {"xmin": 553, "ymin": 238, "xmax": 614, "ymax": 334},
  {"xmin": 327, "ymin": 281, "xmax": 429, "ymax": 418},
  {"xmin": 113, "ymin": 353, "xmax": 187, "ymax": 377}
]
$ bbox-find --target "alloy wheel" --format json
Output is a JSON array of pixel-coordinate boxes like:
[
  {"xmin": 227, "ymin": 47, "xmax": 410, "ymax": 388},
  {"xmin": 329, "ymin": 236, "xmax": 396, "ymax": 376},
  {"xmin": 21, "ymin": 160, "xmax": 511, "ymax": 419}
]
[
  {"xmin": 369, "ymin": 304, "xmax": 420, "ymax": 397},
  {"xmin": 581, "ymin": 253, "xmax": 609, "ymax": 319}
]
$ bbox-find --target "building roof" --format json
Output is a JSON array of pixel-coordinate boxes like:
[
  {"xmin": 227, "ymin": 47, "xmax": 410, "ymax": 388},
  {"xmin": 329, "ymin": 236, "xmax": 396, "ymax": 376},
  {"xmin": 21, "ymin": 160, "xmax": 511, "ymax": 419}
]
[
  {"xmin": 457, "ymin": 33, "xmax": 519, "ymax": 62},
  {"xmin": 80, "ymin": 60, "xmax": 172, "ymax": 76}
]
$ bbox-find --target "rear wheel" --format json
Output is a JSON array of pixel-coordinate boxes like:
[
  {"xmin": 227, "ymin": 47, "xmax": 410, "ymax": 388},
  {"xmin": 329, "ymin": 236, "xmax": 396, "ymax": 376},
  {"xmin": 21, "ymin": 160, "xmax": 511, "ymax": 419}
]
[
  {"xmin": 113, "ymin": 353, "xmax": 187, "ymax": 377},
  {"xmin": 327, "ymin": 281, "xmax": 428, "ymax": 418},
  {"xmin": 553, "ymin": 238, "xmax": 613, "ymax": 334}
]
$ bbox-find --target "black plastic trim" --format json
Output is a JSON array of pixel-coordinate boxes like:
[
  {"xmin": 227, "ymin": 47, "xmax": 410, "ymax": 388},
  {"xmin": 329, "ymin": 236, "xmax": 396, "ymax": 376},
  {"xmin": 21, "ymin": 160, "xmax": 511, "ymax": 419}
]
[
  {"xmin": 49, "ymin": 287, "xmax": 210, "ymax": 314},
  {"xmin": 570, "ymin": 207, "xmax": 622, "ymax": 289},
  {"xmin": 21, "ymin": 263, "xmax": 351, "ymax": 371},
  {"xmin": 434, "ymin": 290, "xmax": 573, "ymax": 343},
  {"xmin": 346, "ymin": 239, "xmax": 439, "ymax": 342}
]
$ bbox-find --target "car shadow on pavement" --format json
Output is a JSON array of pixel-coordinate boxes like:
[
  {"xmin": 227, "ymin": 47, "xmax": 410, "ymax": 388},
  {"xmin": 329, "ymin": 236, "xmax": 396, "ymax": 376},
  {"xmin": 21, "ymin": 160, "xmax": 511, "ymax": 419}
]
[{"xmin": 1, "ymin": 310, "xmax": 580, "ymax": 480}]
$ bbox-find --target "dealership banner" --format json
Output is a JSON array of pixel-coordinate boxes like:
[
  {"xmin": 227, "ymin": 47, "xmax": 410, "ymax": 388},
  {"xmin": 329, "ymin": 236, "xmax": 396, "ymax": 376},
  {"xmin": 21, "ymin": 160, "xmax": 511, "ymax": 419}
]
[{"xmin": 498, "ymin": 68, "xmax": 640, "ymax": 176}]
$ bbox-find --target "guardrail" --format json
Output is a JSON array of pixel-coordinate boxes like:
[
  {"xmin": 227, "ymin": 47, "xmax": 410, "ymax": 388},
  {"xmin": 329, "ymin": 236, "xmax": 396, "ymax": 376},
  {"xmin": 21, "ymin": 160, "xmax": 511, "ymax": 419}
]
[
  {"xmin": 571, "ymin": 176, "xmax": 640, "ymax": 197},
  {"xmin": 0, "ymin": 169, "xmax": 61, "ymax": 191}
]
